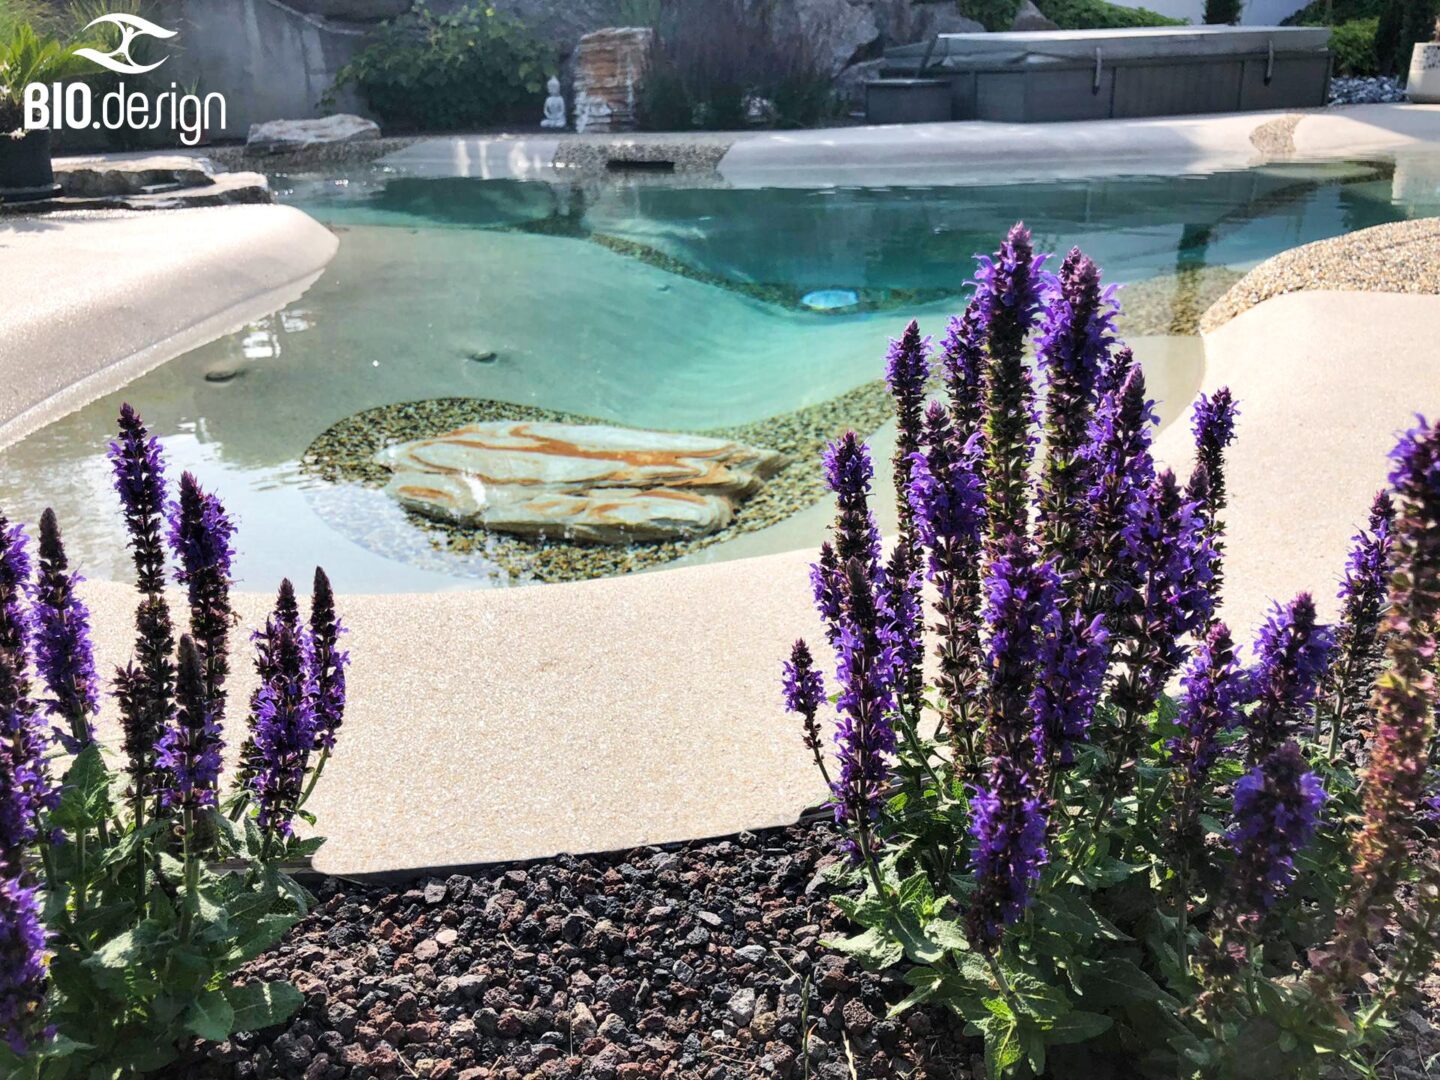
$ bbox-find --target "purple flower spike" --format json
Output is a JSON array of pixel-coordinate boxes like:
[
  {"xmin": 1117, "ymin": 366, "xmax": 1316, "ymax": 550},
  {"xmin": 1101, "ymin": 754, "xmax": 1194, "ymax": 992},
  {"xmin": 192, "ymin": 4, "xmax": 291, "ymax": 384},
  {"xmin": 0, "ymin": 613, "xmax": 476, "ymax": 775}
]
[
  {"xmin": 248, "ymin": 580, "xmax": 317, "ymax": 840},
  {"xmin": 939, "ymin": 301, "xmax": 986, "ymax": 446},
  {"xmin": 886, "ymin": 319, "xmax": 931, "ymax": 538},
  {"xmin": 822, "ymin": 433, "xmax": 882, "ymax": 578},
  {"xmin": 1036, "ymin": 249, "xmax": 1118, "ymax": 571},
  {"xmin": 1191, "ymin": 387, "xmax": 1239, "ymax": 514},
  {"xmin": 1169, "ymin": 621, "xmax": 1248, "ymax": 785},
  {"xmin": 0, "ymin": 872, "xmax": 50, "ymax": 1056},
  {"xmin": 108, "ymin": 403, "xmax": 169, "ymax": 595},
  {"xmin": 0, "ymin": 651, "xmax": 55, "ymax": 874},
  {"xmin": 973, "ymin": 221, "xmax": 1050, "ymax": 366},
  {"xmin": 31, "ymin": 510, "xmax": 99, "ymax": 750},
  {"xmin": 1227, "ymin": 740, "xmax": 1325, "ymax": 914},
  {"xmin": 309, "ymin": 568, "xmax": 348, "ymax": 752},
  {"xmin": 168, "ymin": 472, "xmax": 237, "ymax": 710},
  {"xmin": 0, "ymin": 516, "xmax": 30, "ymax": 668},
  {"xmin": 156, "ymin": 635, "xmax": 224, "ymax": 816},
  {"xmin": 1318, "ymin": 491, "xmax": 1395, "ymax": 751},
  {"xmin": 1032, "ymin": 608, "xmax": 1109, "ymax": 768},
  {"xmin": 783, "ymin": 638, "xmax": 828, "ymax": 777},
  {"xmin": 969, "ymin": 535, "xmax": 1057, "ymax": 945},
  {"xmin": 1246, "ymin": 593, "xmax": 1333, "ymax": 765},
  {"xmin": 829, "ymin": 558, "xmax": 898, "ymax": 862}
]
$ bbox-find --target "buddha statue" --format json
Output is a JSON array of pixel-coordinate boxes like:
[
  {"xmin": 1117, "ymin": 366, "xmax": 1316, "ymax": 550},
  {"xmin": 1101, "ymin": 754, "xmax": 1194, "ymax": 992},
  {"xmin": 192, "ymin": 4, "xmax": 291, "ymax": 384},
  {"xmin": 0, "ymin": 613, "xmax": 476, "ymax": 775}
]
[{"xmin": 541, "ymin": 76, "xmax": 566, "ymax": 129}]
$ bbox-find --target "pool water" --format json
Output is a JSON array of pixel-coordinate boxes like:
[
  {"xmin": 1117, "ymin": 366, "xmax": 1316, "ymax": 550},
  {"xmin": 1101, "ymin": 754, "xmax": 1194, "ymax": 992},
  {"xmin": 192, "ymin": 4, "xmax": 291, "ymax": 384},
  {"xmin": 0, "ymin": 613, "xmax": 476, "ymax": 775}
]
[{"xmin": 2, "ymin": 155, "xmax": 1436, "ymax": 594}]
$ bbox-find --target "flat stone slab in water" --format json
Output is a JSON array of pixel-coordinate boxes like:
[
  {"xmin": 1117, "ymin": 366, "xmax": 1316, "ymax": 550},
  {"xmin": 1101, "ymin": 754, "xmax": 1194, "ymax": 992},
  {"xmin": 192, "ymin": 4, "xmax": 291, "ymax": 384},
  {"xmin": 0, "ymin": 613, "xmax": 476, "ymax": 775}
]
[
  {"xmin": 246, "ymin": 113, "xmax": 381, "ymax": 155},
  {"xmin": 376, "ymin": 420, "xmax": 786, "ymax": 543},
  {"xmin": 801, "ymin": 289, "xmax": 860, "ymax": 311}
]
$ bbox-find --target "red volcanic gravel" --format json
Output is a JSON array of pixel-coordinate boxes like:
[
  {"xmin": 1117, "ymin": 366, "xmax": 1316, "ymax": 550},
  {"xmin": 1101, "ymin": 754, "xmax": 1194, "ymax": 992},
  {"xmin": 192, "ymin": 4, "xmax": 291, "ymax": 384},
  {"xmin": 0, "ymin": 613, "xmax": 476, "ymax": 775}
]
[{"xmin": 177, "ymin": 819, "xmax": 978, "ymax": 1080}]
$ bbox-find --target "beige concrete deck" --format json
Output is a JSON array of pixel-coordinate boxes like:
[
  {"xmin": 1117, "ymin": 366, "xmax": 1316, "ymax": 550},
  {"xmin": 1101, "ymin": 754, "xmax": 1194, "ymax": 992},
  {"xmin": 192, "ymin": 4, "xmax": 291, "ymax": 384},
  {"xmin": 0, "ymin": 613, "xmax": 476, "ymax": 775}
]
[{"xmin": 0, "ymin": 205, "xmax": 338, "ymax": 451}]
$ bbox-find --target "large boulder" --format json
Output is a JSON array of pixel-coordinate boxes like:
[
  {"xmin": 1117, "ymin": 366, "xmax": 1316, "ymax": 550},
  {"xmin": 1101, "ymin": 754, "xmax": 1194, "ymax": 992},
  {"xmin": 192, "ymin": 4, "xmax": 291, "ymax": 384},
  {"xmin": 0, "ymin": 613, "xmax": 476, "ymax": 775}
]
[
  {"xmin": 1011, "ymin": 0, "xmax": 1060, "ymax": 30},
  {"xmin": 873, "ymin": 0, "xmax": 984, "ymax": 45},
  {"xmin": 376, "ymin": 420, "xmax": 787, "ymax": 544},
  {"xmin": 791, "ymin": 0, "xmax": 883, "ymax": 77},
  {"xmin": 245, "ymin": 114, "xmax": 381, "ymax": 155}
]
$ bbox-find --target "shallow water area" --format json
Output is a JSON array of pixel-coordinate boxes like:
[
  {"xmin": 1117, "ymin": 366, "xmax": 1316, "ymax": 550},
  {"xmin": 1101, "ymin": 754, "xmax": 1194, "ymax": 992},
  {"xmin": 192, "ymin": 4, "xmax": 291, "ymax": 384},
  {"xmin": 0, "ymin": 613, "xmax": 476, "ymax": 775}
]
[{"xmin": 3, "ymin": 152, "xmax": 1437, "ymax": 592}]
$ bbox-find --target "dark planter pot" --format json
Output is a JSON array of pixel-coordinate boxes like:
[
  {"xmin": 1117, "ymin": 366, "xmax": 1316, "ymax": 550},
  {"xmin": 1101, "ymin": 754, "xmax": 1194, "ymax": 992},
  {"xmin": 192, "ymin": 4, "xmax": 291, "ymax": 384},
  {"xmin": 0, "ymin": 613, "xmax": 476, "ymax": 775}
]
[{"xmin": 0, "ymin": 127, "xmax": 62, "ymax": 203}]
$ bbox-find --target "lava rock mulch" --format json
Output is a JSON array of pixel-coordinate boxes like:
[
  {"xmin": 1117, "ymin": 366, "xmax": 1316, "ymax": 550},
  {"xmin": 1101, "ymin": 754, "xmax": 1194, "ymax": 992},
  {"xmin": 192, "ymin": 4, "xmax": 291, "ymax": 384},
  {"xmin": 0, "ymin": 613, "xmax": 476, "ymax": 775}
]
[{"xmin": 182, "ymin": 819, "xmax": 977, "ymax": 1080}]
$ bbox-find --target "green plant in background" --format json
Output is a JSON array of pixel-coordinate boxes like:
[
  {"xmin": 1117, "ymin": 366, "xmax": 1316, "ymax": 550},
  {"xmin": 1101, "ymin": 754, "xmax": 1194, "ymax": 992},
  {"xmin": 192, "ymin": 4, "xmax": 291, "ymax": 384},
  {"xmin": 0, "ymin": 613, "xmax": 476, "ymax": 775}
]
[
  {"xmin": 1376, "ymin": 0, "xmax": 1438, "ymax": 71},
  {"xmin": 1036, "ymin": 0, "xmax": 1186, "ymax": 28},
  {"xmin": 329, "ymin": 0, "xmax": 551, "ymax": 132},
  {"xmin": 958, "ymin": 0, "xmax": 1023, "ymax": 30},
  {"xmin": 1204, "ymin": 0, "xmax": 1244, "ymax": 24},
  {"xmin": 0, "ymin": 20, "xmax": 95, "ymax": 132},
  {"xmin": 1330, "ymin": 16, "xmax": 1382, "ymax": 73}
]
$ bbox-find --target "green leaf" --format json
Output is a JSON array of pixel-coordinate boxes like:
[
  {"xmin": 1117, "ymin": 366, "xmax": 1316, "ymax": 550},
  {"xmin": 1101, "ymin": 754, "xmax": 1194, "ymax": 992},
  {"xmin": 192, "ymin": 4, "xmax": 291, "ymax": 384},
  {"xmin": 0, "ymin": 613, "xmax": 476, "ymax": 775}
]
[
  {"xmin": 923, "ymin": 917, "xmax": 971, "ymax": 953},
  {"xmin": 822, "ymin": 926, "xmax": 903, "ymax": 971},
  {"xmin": 1005, "ymin": 970, "xmax": 1072, "ymax": 1022},
  {"xmin": 49, "ymin": 744, "xmax": 113, "ymax": 830},
  {"xmin": 981, "ymin": 1014, "xmax": 1023, "ymax": 1077},
  {"xmin": 1019, "ymin": 1019, "xmax": 1047, "ymax": 1074},
  {"xmin": 186, "ymin": 988, "xmax": 236, "ymax": 1042},
  {"xmin": 897, "ymin": 871, "xmax": 935, "ymax": 913},
  {"xmin": 1043, "ymin": 1009, "xmax": 1114, "ymax": 1044},
  {"xmin": 226, "ymin": 980, "xmax": 304, "ymax": 1033}
]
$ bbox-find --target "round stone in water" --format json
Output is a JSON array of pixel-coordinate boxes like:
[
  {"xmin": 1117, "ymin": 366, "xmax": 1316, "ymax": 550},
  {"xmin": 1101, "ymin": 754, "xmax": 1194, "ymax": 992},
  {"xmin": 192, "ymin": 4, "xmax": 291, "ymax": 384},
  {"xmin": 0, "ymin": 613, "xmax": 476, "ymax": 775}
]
[{"xmin": 801, "ymin": 289, "xmax": 859, "ymax": 312}]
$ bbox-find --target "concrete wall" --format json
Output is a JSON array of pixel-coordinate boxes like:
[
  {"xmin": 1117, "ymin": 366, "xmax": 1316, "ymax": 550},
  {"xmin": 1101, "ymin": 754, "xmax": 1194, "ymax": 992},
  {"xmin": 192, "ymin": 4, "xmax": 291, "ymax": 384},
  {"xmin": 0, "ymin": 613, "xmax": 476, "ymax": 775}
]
[{"xmin": 153, "ymin": 0, "xmax": 369, "ymax": 138}]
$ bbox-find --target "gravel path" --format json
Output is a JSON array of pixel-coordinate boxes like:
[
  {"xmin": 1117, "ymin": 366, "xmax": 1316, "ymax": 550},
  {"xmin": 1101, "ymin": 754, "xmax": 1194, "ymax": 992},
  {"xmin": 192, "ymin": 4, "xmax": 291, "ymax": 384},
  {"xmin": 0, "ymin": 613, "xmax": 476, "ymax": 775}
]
[
  {"xmin": 1200, "ymin": 217, "xmax": 1440, "ymax": 332},
  {"xmin": 183, "ymin": 819, "xmax": 975, "ymax": 1080}
]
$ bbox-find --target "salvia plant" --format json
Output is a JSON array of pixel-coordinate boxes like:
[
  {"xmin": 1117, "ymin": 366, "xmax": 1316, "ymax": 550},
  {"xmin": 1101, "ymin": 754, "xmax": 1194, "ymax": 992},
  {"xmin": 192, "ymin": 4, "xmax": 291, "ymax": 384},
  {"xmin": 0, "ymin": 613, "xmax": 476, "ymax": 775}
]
[
  {"xmin": 0, "ymin": 405, "xmax": 350, "ymax": 1076},
  {"xmin": 783, "ymin": 224, "xmax": 1440, "ymax": 1078}
]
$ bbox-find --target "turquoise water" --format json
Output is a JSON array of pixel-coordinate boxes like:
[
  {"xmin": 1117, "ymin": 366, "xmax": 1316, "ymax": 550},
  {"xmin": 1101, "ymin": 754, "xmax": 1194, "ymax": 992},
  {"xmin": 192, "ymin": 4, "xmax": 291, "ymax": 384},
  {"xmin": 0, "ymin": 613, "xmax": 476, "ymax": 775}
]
[{"xmin": 0, "ymin": 156, "xmax": 1434, "ymax": 593}]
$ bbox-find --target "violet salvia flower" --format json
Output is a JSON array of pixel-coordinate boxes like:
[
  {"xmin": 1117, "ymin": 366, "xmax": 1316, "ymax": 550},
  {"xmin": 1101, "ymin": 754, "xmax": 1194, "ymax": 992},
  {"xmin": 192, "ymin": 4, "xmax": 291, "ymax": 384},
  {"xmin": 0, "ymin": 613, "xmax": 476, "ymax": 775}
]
[
  {"xmin": 1331, "ymin": 418, "xmax": 1440, "ymax": 985},
  {"xmin": 0, "ymin": 872, "xmax": 50, "ymax": 1056},
  {"xmin": 1225, "ymin": 741, "xmax": 1325, "ymax": 920},
  {"xmin": 1168, "ymin": 622, "xmax": 1248, "ymax": 863},
  {"xmin": 1169, "ymin": 621, "xmax": 1247, "ymax": 786},
  {"xmin": 0, "ymin": 651, "xmax": 54, "ymax": 874},
  {"xmin": 976, "ymin": 224, "xmax": 1047, "ymax": 551},
  {"xmin": 108, "ymin": 403, "xmax": 169, "ymax": 596},
  {"xmin": 967, "ymin": 754, "xmax": 1048, "ymax": 948},
  {"xmin": 1111, "ymin": 468, "xmax": 1215, "ymax": 719},
  {"xmin": 1189, "ymin": 387, "xmax": 1239, "ymax": 608},
  {"xmin": 1031, "ymin": 608, "xmax": 1109, "ymax": 769},
  {"xmin": 939, "ymin": 300, "xmax": 986, "ymax": 447},
  {"xmin": 968, "ymin": 535, "xmax": 1057, "ymax": 945},
  {"xmin": 1081, "ymin": 365, "xmax": 1157, "ymax": 622},
  {"xmin": 167, "ymin": 472, "xmax": 236, "ymax": 709},
  {"xmin": 0, "ymin": 517, "xmax": 30, "ymax": 672},
  {"xmin": 885, "ymin": 319, "xmax": 931, "ymax": 549},
  {"xmin": 1245, "ymin": 593, "xmax": 1333, "ymax": 766},
  {"xmin": 1095, "ymin": 344, "xmax": 1134, "ymax": 401},
  {"xmin": 1191, "ymin": 387, "xmax": 1239, "ymax": 514},
  {"xmin": 909, "ymin": 402, "xmax": 986, "ymax": 757},
  {"xmin": 782, "ymin": 638, "xmax": 829, "ymax": 782},
  {"xmin": 829, "ymin": 558, "xmax": 898, "ymax": 862},
  {"xmin": 1317, "ymin": 490, "xmax": 1395, "ymax": 753},
  {"xmin": 1036, "ymin": 249, "xmax": 1118, "ymax": 571},
  {"xmin": 248, "ymin": 579, "xmax": 317, "ymax": 840},
  {"xmin": 813, "ymin": 435, "xmax": 884, "ymax": 648},
  {"xmin": 308, "ymin": 568, "xmax": 348, "ymax": 752},
  {"xmin": 31, "ymin": 510, "xmax": 99, "ymax": 750},
  {"xmin": 156, "ymin": 635, "xmax": 223, "ymax": 817}
]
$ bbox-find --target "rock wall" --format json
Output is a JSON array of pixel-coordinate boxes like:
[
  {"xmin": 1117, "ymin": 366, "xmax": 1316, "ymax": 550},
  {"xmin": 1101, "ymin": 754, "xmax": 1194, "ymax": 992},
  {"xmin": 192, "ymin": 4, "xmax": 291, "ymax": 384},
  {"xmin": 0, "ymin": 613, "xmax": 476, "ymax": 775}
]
[{"xmin": 150, "ymin": 0, "xmax": 375, "ymax": 137}]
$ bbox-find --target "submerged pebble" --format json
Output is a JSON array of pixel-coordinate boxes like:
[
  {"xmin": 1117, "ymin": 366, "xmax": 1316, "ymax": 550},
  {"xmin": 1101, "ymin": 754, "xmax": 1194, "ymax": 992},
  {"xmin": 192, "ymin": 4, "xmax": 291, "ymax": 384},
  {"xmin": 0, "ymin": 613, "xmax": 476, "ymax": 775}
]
[{"xmin": 801, "ymin": 288, "xmax": 860, "ymax": 311}]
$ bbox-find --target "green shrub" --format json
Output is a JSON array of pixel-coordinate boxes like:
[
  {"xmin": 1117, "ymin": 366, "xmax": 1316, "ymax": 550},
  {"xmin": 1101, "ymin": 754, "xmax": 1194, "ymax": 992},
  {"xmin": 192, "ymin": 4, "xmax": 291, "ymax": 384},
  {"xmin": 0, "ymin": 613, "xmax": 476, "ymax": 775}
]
[
  {"xmin": 1282, "ymin": 0, "xmax": 1384, "ymax": 26},
  {"xmin": 329, "ymin": 1, "xmax": 552, "ymax": 132},
  {"xmin": 1330, "ymin": 16, "xmax": 1381, "ymax": 73},
  {"xmin": 1376, "ymin": 0, "xmax": 1438, "ymax": 72},
  {"xmin": 1203, "ymin": 0, "xmax": 1243, "ymax": 23},
  {"xmin": 1037, "ymin": 0, "xmax": 1187, "ymax": 28},
  {"xmin": 958, "ymin": 0, "xmax": 1022, "ymax": 31}
]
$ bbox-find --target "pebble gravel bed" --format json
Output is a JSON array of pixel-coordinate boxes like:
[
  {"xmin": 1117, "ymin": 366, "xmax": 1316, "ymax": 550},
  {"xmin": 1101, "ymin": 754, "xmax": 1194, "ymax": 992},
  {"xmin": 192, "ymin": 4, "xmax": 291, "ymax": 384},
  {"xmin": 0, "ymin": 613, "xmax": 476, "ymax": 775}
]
[
  {"xmin": 183, "ymin": 819, "xmax": 977, "ymax": 1080},
  {"xmin": 301, "ymin": 384, "xmax": 896, "ymax": 585},
  {"xmin": 1200, "ymin": 217, "xmax": 1440, "ymax": 332},
  {"xmin": 1329, "ymin": 76, "xmax": 1407, "ymax": 106},
  {"xmin": 1116, "ymin": 266, "xmax": 1245, "ymax": 338}
]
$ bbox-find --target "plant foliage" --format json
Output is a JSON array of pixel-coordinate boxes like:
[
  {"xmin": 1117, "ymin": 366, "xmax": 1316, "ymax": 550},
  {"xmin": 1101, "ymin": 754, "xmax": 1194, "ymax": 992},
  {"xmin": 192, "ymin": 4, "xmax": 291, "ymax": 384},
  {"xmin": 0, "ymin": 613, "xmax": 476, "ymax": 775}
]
[{"xmin": 329, "ymin": 0, "xmax": 552, "ymax": 132}]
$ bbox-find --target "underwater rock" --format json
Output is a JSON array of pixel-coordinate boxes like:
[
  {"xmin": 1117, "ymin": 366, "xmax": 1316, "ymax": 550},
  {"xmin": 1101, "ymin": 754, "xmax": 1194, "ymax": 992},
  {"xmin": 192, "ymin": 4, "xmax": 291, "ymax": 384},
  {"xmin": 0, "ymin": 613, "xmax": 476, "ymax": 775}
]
[
  {"xmin": 246, "ymin": 114, "xmax": 380, "ymax": 155},
  {"xmin": 376, "ymin": 421, "xmax": 786, "ymax": 544},
  {"xmin": 802, "ymin": 289, "xmax": 860, "ymax": 311}
]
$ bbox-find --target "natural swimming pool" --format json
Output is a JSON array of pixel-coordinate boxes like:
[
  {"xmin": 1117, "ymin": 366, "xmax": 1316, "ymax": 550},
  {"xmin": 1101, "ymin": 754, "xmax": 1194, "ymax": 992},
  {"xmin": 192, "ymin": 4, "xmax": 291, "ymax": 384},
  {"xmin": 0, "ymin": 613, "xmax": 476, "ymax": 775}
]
[{"xmin": 2, "ymin": 155, "xmax": 1435, "ymax": 593}]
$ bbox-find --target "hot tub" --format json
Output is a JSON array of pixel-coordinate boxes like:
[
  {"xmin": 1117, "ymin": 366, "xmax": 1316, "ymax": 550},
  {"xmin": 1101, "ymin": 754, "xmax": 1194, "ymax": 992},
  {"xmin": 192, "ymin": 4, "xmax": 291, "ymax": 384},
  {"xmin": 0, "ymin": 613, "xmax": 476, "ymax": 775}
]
[{"xmin": 882, "ymin": 26, "xmax": 1331, "ymax": 122}]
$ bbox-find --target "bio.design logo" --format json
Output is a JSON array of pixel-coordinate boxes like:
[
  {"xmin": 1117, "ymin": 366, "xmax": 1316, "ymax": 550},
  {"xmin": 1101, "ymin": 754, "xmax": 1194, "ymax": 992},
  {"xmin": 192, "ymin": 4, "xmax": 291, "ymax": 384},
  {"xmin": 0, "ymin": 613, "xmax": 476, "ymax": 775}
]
[
  {"xmin": 23, "ymin": 13, "xmax": 226, "ymax": 147},
  {"xmin": 73, "ymin": 13, "xmax": 175, "ymax": 75}
]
